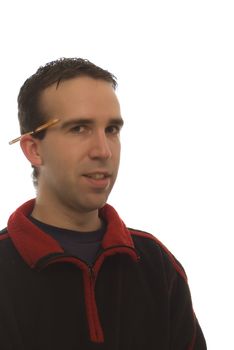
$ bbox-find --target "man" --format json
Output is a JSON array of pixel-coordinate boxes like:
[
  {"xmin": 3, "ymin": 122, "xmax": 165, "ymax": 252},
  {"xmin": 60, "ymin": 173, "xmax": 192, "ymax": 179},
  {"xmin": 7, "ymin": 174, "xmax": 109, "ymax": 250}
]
[{"xmin": 0, "ymin": 58, "xmax": 206, "ymax": 349}]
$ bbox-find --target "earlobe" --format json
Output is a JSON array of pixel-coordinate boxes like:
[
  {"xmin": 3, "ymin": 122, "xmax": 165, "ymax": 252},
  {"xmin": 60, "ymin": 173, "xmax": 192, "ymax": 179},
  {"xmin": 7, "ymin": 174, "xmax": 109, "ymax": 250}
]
[{"xmin": 20, "ymin": 135, "xmax": 42, "ymax": 167}]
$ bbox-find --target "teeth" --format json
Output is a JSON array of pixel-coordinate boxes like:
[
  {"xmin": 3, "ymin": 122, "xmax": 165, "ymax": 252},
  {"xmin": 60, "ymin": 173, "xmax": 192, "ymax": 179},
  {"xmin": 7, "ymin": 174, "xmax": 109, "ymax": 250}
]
[{"xmin": 87, "ymin": 174, "xmax": 106, "ymax": 179}]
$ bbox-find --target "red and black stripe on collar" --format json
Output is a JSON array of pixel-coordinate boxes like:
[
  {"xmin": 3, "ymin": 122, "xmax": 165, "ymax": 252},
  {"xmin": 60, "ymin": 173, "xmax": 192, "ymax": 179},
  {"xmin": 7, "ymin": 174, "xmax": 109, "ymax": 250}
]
[{"xmin": 7, "ymin": 199, "xmax": 137, "ymax": 269}]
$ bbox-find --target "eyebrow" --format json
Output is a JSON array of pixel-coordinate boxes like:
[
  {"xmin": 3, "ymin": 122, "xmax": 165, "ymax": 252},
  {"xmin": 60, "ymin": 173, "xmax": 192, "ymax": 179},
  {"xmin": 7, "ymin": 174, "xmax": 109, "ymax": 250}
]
[{"xmin": 60, "ymin": 117, "xmax": 124, "ymax": 129}]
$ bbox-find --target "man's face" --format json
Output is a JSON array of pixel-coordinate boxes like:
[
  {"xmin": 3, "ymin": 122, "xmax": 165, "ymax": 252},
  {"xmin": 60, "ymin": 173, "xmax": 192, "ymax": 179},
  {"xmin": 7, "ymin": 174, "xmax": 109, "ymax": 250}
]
[{"xmin": 36, "ymin": 76, "xmax": 122, "ymax": 213}]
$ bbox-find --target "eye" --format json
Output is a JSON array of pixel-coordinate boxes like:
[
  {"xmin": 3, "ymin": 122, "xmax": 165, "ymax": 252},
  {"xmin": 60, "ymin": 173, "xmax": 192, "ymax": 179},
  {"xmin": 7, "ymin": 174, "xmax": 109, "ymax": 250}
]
[
  {"xmin": 106, "ymin": 125, "xmax": 121, "ymax": 135},
  {"xmin": 70, "ymin": 125, "xmax": 88, "ymax": 134}
]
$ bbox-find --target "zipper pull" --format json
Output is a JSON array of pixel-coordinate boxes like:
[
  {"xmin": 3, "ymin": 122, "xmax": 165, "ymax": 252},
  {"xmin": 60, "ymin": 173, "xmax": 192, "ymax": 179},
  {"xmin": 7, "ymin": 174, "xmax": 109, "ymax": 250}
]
[{"xmin": 89, "ymin": 266, "xmax": 96, "ymax": 282}]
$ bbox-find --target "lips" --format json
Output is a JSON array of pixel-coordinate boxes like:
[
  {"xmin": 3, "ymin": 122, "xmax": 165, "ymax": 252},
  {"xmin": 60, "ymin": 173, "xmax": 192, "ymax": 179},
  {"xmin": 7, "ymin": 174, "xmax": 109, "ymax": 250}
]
[
  {"xmin": 83, "ymin": 171, "xmax": 111, "ymax": 189},
  {"xmin": 84, "ymin": 171, "xmax": 111, "ymax": 179},
  {"xmin": 85, "ymin": 173, "xmax": 108, "ymax": 180}
]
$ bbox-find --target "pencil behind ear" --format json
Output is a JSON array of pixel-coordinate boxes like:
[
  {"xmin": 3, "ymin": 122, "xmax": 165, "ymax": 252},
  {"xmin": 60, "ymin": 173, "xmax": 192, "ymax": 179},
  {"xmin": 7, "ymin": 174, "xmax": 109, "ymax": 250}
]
[{"xmin": 20, "ymin": 135, "xmax": 42, "ymax": 168}]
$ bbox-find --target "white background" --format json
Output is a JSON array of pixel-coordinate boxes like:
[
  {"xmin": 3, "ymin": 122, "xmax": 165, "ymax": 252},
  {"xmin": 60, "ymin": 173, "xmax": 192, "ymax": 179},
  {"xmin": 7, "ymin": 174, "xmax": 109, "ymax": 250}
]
[{"xmin": 1, "ymin": 1, "xmax": 234, "ymax": 348}]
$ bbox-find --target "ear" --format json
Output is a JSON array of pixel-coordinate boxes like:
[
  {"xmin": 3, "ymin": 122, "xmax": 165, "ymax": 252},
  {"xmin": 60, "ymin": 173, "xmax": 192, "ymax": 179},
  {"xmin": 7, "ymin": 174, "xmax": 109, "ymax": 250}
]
[{"xmin": 20, "ymin": 135, "xmax": 43, "ymax": 167}]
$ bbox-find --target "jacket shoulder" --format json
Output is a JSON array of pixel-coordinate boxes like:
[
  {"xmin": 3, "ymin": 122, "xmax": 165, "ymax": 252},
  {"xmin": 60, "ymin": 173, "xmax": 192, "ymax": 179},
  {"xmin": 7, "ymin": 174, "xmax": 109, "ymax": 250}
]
[
  {"xmin": 0, "ymin": 227, "xmax": 8, "ymax": 233},
  {"xmin": 129, "ymin": 228, "xmax": 187, "ymax": 282},
  {"xmin": 0, "ymin": 227, "xmax": 9, "ymax": 241}
]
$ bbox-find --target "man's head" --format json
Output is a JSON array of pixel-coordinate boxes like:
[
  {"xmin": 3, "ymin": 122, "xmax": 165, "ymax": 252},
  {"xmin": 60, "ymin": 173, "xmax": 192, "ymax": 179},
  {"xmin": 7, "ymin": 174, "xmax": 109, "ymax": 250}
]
[
  {"xmin": 18, "ymin": 58, "xmax": 118, "ymax": 186},
  {"xmin": 19, "ymin": 58, "xmax": 122, "ymax": 214}
]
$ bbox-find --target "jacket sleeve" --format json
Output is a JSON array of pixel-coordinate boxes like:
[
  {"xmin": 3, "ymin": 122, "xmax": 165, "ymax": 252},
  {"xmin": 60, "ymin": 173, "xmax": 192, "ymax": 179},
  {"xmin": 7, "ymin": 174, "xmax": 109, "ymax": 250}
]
[
  {"xmin": 192, "ymin": 318, "xmax": 207, "ymax": 349},
  {"xmin": 168, "ymin": 266, "xmax": 207, "ymax": 350}
]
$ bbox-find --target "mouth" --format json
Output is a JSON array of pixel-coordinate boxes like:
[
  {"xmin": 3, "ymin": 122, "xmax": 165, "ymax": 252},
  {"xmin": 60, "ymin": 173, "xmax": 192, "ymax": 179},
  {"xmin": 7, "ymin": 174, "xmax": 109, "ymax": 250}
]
[
  {"xmin": 85, "ymin": 174, "xmax": 107, "ymax": 180},
  {"xmin": 84, "ymin": 172, "xmax": 111, "ymax": 179},
  {"xmin": 83, "ymin": 172, "xmax": 112, "ymax": 189}
]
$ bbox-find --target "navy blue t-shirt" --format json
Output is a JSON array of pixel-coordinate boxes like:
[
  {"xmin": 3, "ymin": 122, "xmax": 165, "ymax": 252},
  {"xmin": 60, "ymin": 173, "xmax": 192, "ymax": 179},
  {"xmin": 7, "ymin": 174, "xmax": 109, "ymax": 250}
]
[{"xmin": 29, "ymin": 216, "xmax": 106, "ymax": 266}]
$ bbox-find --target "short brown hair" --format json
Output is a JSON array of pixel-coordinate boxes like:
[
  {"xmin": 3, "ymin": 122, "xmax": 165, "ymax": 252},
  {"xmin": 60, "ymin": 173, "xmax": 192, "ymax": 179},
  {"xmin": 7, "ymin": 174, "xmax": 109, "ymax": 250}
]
[{"xmin": 17, "ymin": 57, "xmax": 117, "ymax": 186}]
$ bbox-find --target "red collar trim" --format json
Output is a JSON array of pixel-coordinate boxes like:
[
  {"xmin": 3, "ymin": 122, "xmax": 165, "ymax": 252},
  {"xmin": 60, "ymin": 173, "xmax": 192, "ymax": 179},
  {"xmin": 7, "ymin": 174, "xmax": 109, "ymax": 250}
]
[
  {"xmin": 7, "ymin": 199, "xmax": 63, "ymax": 268},
  {"xmin": 99, "ymin": 204, "xmax": 134, "ymax": 249},
  {"xmin": 7, "ymin": 199, "xmax": 135, "ymax": 268}
]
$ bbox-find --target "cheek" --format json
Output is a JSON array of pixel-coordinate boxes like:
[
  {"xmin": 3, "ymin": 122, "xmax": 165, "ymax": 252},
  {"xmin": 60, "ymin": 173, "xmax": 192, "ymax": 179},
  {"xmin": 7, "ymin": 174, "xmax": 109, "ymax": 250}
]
[
  {"xmin": 40, "ymin": 148, "xmax": 73, "ymax": 178},
  {"xmin": 115, "ymin": 143, "xmax": 121, "ymax": 163},
  {"xmin": 111, "ymin": 139, "xmax": 121, "ymax": 155},
  {"xmin": 42, "ymin": 139, "xmax": 78, "ymax": 165}
]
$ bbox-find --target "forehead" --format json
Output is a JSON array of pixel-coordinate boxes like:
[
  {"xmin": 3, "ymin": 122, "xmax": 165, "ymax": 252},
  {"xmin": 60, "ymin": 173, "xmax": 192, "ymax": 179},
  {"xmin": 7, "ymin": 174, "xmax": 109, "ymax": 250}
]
[{"xmin": 39, "ymin": 76, "xmax": 120, "ymax": 120}]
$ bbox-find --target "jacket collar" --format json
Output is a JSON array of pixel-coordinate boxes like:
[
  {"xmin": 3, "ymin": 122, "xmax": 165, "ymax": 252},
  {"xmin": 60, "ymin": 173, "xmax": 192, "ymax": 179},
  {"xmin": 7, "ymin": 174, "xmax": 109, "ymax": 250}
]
[{"xmin": 7, "ymin": 199, "xmax": 135, "ymax": 268}]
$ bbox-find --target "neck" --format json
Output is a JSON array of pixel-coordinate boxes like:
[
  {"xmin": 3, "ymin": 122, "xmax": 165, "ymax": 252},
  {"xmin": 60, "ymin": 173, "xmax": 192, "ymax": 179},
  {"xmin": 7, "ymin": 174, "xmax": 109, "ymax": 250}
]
[{"xmin": 31, "ymin": 198, "xmax": 102, "ymax": 232}]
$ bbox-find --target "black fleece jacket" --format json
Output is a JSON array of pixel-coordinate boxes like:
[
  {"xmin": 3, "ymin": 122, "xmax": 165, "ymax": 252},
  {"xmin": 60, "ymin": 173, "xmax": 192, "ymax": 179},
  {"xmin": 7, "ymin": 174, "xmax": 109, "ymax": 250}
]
[{"xmin": 0, "ymin": 199, "xmax": 206, "ymax": 350}]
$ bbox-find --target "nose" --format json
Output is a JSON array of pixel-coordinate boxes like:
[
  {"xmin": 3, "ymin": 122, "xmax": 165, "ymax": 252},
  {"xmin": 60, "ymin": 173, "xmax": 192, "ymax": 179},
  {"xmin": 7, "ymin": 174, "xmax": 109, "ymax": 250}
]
[{"xmin": 89, "ymin": 131, "xmax": 112, "ymax": 160}]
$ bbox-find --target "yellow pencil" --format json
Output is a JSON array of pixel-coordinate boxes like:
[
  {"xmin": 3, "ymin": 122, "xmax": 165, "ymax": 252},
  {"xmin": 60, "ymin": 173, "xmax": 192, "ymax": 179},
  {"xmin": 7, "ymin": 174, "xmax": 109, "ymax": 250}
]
[{"xmin": 9, "ymin": 118, "xmax": 60, "ymax": 145}]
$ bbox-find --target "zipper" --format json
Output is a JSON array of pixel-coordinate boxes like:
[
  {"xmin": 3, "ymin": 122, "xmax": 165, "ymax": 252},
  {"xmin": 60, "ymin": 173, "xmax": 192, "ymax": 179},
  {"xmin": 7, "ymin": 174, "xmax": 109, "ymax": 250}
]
[
  {"xmin": 37, "ymin": 245, "xmax": 139, "ymax": 344},
  {"xmin": 83, "ymin": 245, "xmax": 139, "ymax": 343},
  {"xmin": 83, "ymin": 266, "xmax": 104, "ymax": 343}
]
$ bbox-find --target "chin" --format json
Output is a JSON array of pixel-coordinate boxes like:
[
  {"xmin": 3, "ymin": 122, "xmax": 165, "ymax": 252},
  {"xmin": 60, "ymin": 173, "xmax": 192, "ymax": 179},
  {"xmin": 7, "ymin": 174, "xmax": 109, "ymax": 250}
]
[{"xmin": 79, "ymin": 197, "xmax": 109, "ymax": 213}]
